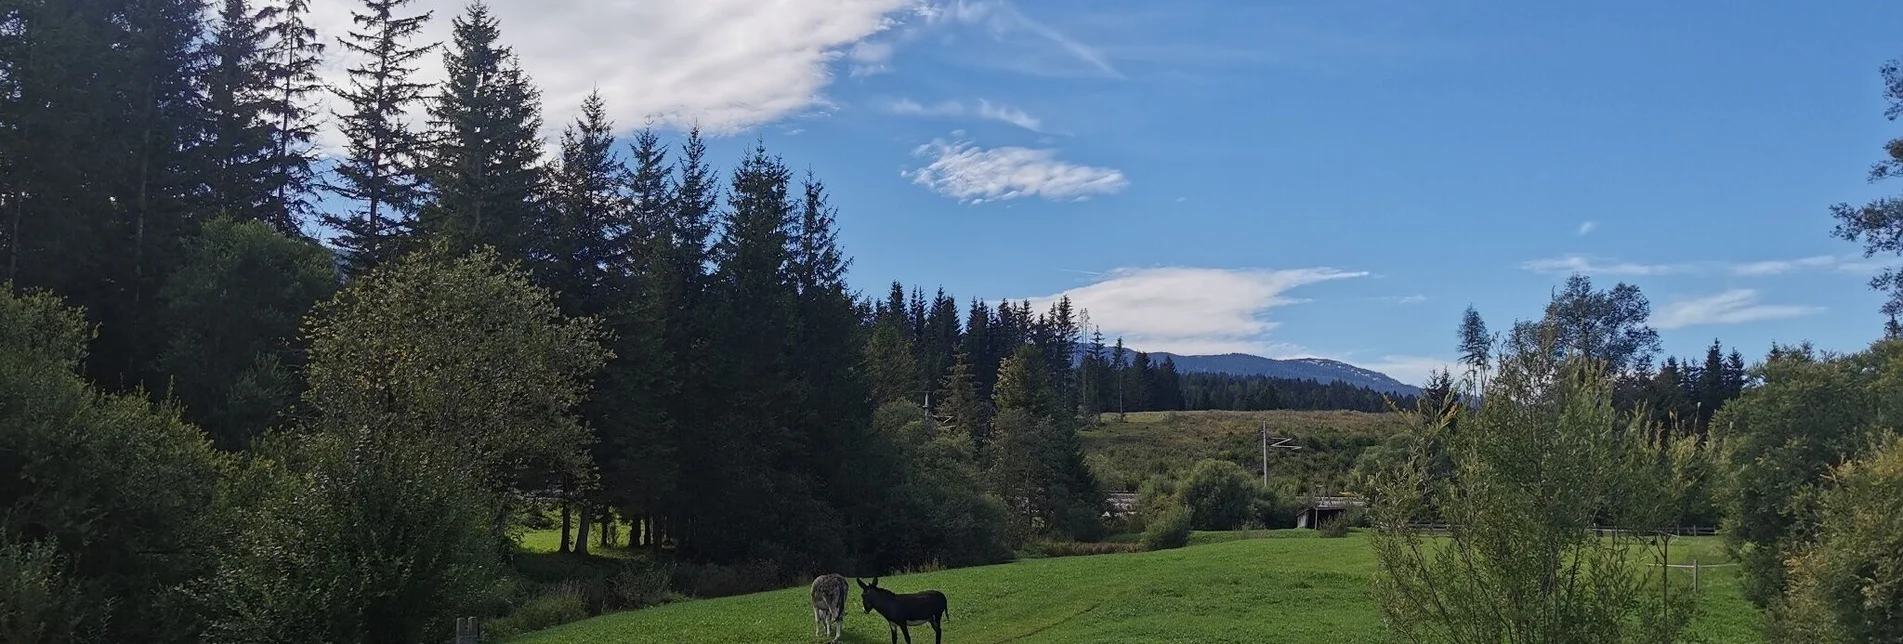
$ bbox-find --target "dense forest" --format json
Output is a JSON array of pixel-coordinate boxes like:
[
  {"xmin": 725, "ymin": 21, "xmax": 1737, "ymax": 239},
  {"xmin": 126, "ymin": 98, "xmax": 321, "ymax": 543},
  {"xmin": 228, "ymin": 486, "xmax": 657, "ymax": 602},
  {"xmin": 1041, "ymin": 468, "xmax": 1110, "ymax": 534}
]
[
  {"xmin": 0, "ymin": 0, "xmax": 1124, "ymax": 639},
  {"xmin": 6, "ymin": 0, "xmax": 1903, "ymax": 640}
]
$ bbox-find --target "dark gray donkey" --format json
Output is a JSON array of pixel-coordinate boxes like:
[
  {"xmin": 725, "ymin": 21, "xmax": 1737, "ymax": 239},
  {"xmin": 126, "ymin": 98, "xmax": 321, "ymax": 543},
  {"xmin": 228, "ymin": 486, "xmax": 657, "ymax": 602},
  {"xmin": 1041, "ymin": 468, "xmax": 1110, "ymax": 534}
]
[
  {"xmin": 857, "ymin": 577, "xmax": 948, "ymax": 644},
  {"xmin": 811, "ymin": 573, "xmax": 848, "ymax": 642}
]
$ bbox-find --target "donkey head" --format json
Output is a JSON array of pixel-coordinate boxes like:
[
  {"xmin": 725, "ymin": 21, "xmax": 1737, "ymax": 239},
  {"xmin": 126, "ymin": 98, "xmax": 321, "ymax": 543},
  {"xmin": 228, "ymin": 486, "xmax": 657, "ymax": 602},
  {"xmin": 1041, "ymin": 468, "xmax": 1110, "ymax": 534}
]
[{"xmin": 856, "ymin": 577, "xmax": 884, "ymax": 614}]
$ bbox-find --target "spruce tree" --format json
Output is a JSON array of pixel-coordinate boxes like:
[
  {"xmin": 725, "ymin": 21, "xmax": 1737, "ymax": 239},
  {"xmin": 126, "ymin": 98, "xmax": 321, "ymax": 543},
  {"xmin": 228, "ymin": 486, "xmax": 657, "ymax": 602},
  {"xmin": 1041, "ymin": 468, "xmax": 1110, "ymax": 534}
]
[
  {"xmin": 1458, "ymin": 305, "xmax": 1490, "ymax": 375},
  {"xmin": 539, "ymin": 90, "xmax": 621, "ymax": 308},
  {"xmin": 203, "ymin": 0, "xmax": 280, "ymax": 230},
  {"xmin": 419, "ymin": 1, "xmax": 544, "ymax": 258},
  {"xmin": 936, "ymin": 351, "xmax": 991, "ymax": 446},
  {"xmin": 964, "ymin": 298, "xmax": 996, "ymax": 397},
  {"xmin": 327, "ymin": 0, "xmax": 435, "ymax": 271},
  {"xmin": 1154, "ymin": 356, "xmax": 1184, "ymax": 411},
  {"xmin": 258, "ymin": 0, "xmax": 326, "ymax": 232},
  {"xmin": 1697, "ymin": 339, "xmax": 1726, "ymax": 432}
]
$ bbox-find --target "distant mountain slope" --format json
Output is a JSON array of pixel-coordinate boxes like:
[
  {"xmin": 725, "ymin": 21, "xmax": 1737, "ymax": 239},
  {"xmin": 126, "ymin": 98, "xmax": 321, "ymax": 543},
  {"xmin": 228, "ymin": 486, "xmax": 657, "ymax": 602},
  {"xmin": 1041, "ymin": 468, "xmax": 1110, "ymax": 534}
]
[{"xmin": 1147, "ymin": 352, "xmax": 1423, "ymax": 397}]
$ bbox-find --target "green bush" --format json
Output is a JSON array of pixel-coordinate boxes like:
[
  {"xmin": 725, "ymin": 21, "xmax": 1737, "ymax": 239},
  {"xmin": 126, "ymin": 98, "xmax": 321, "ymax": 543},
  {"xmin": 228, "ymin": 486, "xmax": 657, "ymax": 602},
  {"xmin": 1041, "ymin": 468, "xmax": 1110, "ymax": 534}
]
[
  {"xmin": 1141, "ymin": 503, "xmax": 1192, "ymax": 551},
  {"xmin": 1181, "ymin": 459, "xmax": 1258, "ymax": 530},
  {"xmin": 486, "ymin": 583, "xmax": 588, "ymax": 640},
  {"xmin": 0, "ymin": 538, "xmax": 101, "ymax": 644},
  {"xmin": 199, "ymin": 433, "xmax": 508, "ymax": 644},
  {"xmin": 1021, "ymin": 541, "xmax": 1144, "ymax": 558},
  {"xmin": 0, "ymin": 288, "xmax": 229, "ymax": 642},
  {"xmin": 1773, "ymin": 434, "xmax": 1903, "ymax": 642},
  {"xmin": 609, "ymin": 562, "xmax": 679, "ymax": 610}
]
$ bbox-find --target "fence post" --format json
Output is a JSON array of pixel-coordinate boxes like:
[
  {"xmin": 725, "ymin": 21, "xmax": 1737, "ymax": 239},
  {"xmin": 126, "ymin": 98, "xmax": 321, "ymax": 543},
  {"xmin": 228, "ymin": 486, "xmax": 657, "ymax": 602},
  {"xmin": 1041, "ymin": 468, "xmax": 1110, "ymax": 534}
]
[
  {"xmin": 453, "ymin": 617, "xmax": 480, "ymax": 644},
  {"xmin": 1691, "ymin": 559, "xmax": 1699, "ymax": 593}
]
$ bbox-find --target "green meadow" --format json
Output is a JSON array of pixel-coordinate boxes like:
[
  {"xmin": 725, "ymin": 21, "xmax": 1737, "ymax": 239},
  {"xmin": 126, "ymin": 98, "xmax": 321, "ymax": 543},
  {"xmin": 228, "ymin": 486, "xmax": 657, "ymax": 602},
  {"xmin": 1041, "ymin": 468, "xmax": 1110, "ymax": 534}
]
[{"xmin": 509, "ymin": 530, "xmax": 1761, "ymax": 644}]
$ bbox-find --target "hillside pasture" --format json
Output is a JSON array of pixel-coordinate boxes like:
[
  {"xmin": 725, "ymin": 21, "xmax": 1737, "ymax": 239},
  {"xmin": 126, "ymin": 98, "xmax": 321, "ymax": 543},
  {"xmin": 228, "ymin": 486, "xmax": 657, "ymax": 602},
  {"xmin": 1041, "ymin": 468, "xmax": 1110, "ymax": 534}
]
[
  {"xmin": 507, "ymin": 531, "xmax": 1761, "ymax": 644},
  {"xmin": 1082, "ymin": 409, "xmax": 1405, "ymax": 492}
]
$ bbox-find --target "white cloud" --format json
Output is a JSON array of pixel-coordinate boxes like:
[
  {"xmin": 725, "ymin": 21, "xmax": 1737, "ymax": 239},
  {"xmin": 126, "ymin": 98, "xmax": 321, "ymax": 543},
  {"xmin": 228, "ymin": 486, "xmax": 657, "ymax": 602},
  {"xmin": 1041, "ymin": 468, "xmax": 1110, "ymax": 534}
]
[
  {"xmin": 308, "ymin": 0, "xmax": 920, "ymax": 150},
  {"xmin": 882, "ymin": 98, "xmax": 1044, "ymax": 132},
  {"xmin": 1523, "ymin": 253, "xmax": 1878, "ymax": 278},
  {"xmin": 1352, "ymin": 355, "xmax": 1457, "ymax": 389},
  {"xmin": 1022, "ymin": 266, "xmax": 1367, "ymax": 356},
  {"xmin": 1655, "ymin": 289, "xmax": 1824, "ymax": 330},
  {"xmin": 905, "ymin": 135, "xmax": 1126, "ymax": 202},
  {"xmin": 1520, "ymin": 254, "xmax": 1695, "ymax": 276},
  {"xmin": 1731, "ymin": 255, "xmax": 1838, "ymax": 277},
  {"xmin": 1577, "ymin": 221, "xmax": 1598, "ymax": 236},
  {"xmin": 848, "ymin": 40, "xmax": 898, "ymax": 77},
  {"xmin": 1377, "ymin": 295, "xmax": 1427, "ymax": 305},
  {"xmin": 923, "ymin": 0, "xmax": 1119, "ymax": 78}
]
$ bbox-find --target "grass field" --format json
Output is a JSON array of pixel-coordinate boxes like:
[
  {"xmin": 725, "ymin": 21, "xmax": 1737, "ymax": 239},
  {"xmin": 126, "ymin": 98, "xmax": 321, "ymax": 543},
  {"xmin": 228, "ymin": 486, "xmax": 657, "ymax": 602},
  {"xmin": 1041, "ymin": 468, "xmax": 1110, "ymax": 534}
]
[
  {"xmin": 507, "ymin": 530, "xmax": 1763, "ymax": 644},
  {"xmin": 1082, "ymin": 409, "xmax": 1404, "ymax": 492}
]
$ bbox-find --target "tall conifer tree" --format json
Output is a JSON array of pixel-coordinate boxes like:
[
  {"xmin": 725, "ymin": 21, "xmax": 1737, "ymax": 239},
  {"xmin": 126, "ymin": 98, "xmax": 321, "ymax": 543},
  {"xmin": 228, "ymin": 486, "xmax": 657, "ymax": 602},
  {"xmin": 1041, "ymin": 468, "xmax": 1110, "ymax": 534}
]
[
  {"xmin": 327, "ymin": 0, "xmax": 435, "ymax": 271},
  {"xmin": 419, "ymin": 1, "xmax": 544, "ymax": 258},
  {"xmin": 259, "ymin": 0, "xmax": 326, "ymax": 232}
]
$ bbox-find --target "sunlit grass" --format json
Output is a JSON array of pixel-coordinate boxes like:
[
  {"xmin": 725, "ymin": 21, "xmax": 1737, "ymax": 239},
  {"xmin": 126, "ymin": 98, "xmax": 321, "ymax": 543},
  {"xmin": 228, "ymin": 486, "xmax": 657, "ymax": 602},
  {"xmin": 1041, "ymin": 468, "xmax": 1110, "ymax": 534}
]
[{"xmin": 506, "ymin": 531, "xmax": 1763, "ymax": 644}]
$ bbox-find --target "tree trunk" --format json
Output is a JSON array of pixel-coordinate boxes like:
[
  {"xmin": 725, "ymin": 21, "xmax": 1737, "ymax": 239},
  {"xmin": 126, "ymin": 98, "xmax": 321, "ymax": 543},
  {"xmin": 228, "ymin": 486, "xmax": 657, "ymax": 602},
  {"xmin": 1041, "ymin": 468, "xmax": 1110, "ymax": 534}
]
[
  {"xmin": 599, "ymin": 510, "xmax": 612, "ymax": 548},
  {"xmin": 574, "ymin": 503, "xmax": 593, "ymax": 556},
  {"xmin": 558, "ymin": 500, "xmax": 572, "ymax": 554}
]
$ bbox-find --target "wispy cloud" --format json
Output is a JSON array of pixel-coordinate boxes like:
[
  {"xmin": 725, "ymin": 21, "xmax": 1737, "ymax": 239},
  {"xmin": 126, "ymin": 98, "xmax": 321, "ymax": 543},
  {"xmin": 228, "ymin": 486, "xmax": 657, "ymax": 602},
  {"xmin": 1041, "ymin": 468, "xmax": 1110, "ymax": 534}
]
[
  {"xmin": 1731, "ymin": 255, "xmax": 1839, "ymax": 277},
  {"xmin": 924, "ymin": 0, "xmax": 1120, "ymax": 78},
  {"xmin": 1521, "ymin": 254, "xmax": 1694, "ymax": 277},
  {"xmin": 1376, "ymin": 295, "xmax": 1428, "ymax": 305},
  {"xmin": 1023, "ymin": 267, "xmax": 1367, "ymax": 356},
  {"xmin": 882, "ymin": 98, "xmax": 1045, "ymax": 132},
  {"xmin": 847, "ymin": 40, "xmax": 898, "ymax": 78},
  {"xmin": 1577, "ymin": 221, "xmax": 1598, "ymax": 236},
  {"xmin": 1655, "ymin": 289, "xmax": 1825, "ymax": 330},
  {"xmin": 905, "ymin": 134, "xmax": 1126, "ymax": 203},
  {"xmin": 307, "ymin": 0, "xmax": 918, "ymax": 151},
  {"xmin": 1522, "ymin": 253, "xmax": 1883, "ymax": 278}
]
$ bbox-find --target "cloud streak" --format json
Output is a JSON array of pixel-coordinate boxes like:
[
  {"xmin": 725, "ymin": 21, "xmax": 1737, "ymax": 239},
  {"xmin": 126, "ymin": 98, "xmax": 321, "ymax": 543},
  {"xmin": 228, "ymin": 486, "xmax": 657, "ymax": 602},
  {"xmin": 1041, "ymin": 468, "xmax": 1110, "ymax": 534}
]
[
  {"xmin": 883, "ymin": 98, "xmax": 1045, "ymax": 132},
  {"xmin": 1655, "ymin": 289, "xmax": 1824, "ymax": 330},
  {"xmin": 905, "ymin": 134, "xmax": 1126, "ymax": 203},
  {"xmin": 923, "ymin": 0, "xmax": 1120, "ymax": 78},
  {"xmin": 1022, "ymin": 266, "xmax": 1367, "ymax": 356},
  {"xmin": 1577, "ymin": 221, "xmax": 1597, "ymax": 236},
  {"xmin": 1522, "ymin": 253, "xmax": 1883, "ymax": 278},
  {"xmin": 308, "ymin": 0, "xmax": 920, "ymax": 150}
]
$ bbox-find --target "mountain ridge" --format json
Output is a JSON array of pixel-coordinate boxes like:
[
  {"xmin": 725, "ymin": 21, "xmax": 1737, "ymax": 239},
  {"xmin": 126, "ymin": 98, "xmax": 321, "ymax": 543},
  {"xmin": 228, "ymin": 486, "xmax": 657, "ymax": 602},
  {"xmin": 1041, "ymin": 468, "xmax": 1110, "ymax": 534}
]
[{"xmin": 1142, "ymin": 351, "xmax": 1423, "ymax": 397}]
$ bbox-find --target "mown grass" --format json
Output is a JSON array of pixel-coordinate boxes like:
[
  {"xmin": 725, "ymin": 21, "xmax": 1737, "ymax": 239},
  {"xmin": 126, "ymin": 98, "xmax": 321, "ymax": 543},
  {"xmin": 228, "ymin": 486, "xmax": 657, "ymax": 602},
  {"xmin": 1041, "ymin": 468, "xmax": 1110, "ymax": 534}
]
[
  {"xmin": 506, "ymin": 531, "xmax": 1764, "ymax": 644},
  {"xmin": 1081, "ymin": 409, "xmax": 1404, "ymax": 492}
]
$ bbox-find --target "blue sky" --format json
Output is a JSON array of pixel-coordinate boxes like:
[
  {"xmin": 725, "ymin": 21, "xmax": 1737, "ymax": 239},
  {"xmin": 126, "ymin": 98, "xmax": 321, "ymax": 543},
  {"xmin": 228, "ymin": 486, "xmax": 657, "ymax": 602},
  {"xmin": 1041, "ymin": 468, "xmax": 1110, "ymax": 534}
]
[{"xmin": 309, "ymin": 0, "xmax": 1903, "ymax": 385}]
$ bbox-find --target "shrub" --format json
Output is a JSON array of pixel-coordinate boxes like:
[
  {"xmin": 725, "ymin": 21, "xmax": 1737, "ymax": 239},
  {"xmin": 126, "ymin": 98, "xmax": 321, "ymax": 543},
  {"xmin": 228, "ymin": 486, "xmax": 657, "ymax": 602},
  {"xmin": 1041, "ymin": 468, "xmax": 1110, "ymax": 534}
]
[
  {"xmin": 1370, "ymin": 335, "xmax": 1697, "ymax": 643},
  {"xmin": 0, "ymin": 288, "xmax": 229, "ymax": 642},
  {"xmin": 199, "ymin": 433, "xmax": 508, "ymax": 644},
  {"xmin": 0, "ymin": 538, "xmax": 101, "ymax": 644},
  {"xmin": 1134, "ymin": 474, "xmax": 1182, "ymax": 531},
  {"xmin": 1022, "ymin": 541, "xmax": 1144, "ymax": 558},
  {"xmin": 1318, "ymin": 514, "xmax": 1351, "ymax": 538},
  {"xmin": 485, "ymin": 583, "xmax": 588, "ymax": 640},
  {"xmin": 1773, "ymin": 434, "xmax": 1903, "ymax": 642},
  {"xmin": 670, "ymin": 560, "xmax": 784, "ymax": 599},
  {"xmin": 1141, "ymin": 503, "xmax": 1192, "ymax": 551},
  {"xmin": 609, "ymin": 561, "xmax": 679, "ymax": 610},
  {"xmin": 1181, "ymin": 459, "xmax": 1257, "ymax": 530}
]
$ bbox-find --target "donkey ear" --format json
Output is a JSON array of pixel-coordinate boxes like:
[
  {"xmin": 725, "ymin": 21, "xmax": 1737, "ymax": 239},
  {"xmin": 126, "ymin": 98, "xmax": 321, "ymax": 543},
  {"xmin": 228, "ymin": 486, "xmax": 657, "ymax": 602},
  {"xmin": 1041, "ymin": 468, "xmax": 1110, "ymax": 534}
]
[
  {"xmin": 855, "ymin": 578, "xmax": 868, "ymax": 589},
  {"xmin": 870, "ymin": 577, "xmax": 880, "ymax": 587}
]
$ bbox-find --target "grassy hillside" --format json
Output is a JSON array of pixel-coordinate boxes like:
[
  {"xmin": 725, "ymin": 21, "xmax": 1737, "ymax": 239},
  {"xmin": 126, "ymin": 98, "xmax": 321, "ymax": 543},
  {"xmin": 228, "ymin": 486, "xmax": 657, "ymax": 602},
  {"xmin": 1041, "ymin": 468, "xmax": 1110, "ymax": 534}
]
[
  {"xmin": 1082, "ymin": 410, "xmax": 1405, "ymax": 492},
  {"xmin": 508, "ymin": 531, "xmax": 1761, "ymax": 644}
]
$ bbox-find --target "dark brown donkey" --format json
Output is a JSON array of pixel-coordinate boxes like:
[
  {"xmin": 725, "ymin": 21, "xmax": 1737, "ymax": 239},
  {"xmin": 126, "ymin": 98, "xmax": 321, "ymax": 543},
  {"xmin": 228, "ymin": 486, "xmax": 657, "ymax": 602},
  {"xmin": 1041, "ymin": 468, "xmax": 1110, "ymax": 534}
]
[{"xmin": 856, "ymin": 577, "xmax": 948, "ymax": 644}]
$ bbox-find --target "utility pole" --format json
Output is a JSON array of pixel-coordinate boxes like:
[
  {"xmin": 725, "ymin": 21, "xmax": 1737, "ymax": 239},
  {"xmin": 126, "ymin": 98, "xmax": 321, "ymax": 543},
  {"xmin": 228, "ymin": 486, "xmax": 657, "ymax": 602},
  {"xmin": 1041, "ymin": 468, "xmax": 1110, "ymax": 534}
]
[{"xmin": 1260, "ymin": 421, "xmax": 1301, "ymax": 487}]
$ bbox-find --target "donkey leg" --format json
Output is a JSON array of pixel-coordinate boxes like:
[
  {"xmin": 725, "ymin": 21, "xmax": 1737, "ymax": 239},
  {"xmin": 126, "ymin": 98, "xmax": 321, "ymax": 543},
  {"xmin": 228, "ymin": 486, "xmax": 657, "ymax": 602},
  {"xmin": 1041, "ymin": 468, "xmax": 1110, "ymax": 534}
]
[
  {"xmin": 899, "ymin": 623, "xmax": 914, "ymax": 644},
  {"xmin": 931, "ymin": 618, "xmax": 942, "ymax": 644}
]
